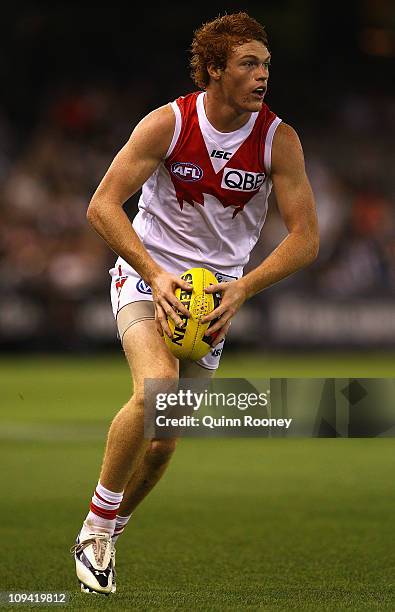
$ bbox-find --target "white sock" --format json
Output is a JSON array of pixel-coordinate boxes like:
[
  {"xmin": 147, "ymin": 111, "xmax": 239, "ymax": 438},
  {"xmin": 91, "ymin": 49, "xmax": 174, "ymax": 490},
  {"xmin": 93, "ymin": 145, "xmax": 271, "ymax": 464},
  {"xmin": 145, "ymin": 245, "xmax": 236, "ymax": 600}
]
[
  {"xmin": 112, "ymin": 513, "xmax": 133, "ymax": 543},
  {"xmin": 83, "ymin": 482, "xmax": 124, "ymax": 535}
]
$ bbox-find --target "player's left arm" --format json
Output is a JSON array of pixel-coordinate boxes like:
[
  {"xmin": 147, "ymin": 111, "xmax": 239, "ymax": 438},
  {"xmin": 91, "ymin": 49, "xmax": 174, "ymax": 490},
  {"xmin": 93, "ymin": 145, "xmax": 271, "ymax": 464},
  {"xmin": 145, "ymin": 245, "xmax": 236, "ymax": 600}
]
[{"xmin": 203, "ymin": 122, "xmax": 319, "ymax": 346}]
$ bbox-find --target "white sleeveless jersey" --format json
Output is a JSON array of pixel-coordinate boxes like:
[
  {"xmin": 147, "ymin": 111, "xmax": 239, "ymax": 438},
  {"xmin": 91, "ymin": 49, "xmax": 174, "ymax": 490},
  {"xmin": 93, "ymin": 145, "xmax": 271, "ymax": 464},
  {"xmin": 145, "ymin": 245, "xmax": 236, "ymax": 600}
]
[{"xmin": 119, "ymin": 91, "xmax": 281, "ymax": 278}]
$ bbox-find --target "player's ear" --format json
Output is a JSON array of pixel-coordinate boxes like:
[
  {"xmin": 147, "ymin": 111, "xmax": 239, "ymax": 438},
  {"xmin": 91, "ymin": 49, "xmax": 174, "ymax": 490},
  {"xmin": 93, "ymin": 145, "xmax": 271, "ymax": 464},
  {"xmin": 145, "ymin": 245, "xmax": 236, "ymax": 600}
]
[{"xmin": 207, "ymin": 62, "xmax": 222, "ymax": 81}]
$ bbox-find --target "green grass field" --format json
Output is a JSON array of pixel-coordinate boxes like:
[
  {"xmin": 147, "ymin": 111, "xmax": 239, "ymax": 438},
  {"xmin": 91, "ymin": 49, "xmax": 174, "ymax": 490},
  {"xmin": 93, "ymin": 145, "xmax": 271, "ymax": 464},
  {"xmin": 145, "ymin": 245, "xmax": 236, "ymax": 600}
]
[{"xmin": 1, "ymin": 353, "xmax": 394, "ymax": 611}]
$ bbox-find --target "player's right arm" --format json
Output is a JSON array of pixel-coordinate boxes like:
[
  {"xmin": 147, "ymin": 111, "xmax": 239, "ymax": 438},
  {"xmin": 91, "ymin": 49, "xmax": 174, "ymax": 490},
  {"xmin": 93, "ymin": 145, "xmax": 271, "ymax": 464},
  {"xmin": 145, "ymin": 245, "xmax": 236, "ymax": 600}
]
[{"xmin": 87, "ymin": 105, "xmax": 191, "ymax": 336}]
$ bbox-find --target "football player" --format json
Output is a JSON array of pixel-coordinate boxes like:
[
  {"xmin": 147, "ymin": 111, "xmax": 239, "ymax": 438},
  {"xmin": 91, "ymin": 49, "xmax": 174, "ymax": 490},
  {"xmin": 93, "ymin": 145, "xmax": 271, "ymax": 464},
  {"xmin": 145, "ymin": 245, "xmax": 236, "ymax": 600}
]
[{"xmin": 71, "ymin": 12, "xmax": 319, "ymax": 594}]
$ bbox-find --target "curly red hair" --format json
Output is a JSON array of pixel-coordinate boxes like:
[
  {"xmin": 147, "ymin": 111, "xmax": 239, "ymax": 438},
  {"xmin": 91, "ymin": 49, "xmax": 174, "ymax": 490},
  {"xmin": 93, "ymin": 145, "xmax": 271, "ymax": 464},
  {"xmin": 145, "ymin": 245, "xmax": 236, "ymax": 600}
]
[{"xmin": 190, "ymin": 12, "xmax": 269, "ymax": 89}]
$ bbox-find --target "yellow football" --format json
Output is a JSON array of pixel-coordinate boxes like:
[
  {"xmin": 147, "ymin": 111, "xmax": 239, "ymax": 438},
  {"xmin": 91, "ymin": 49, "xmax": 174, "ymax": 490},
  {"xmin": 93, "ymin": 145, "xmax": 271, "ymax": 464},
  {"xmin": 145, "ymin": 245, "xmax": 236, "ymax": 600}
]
[{"xmin": 164, "ymin": 267, "xmax": 220, "ymax": 361}]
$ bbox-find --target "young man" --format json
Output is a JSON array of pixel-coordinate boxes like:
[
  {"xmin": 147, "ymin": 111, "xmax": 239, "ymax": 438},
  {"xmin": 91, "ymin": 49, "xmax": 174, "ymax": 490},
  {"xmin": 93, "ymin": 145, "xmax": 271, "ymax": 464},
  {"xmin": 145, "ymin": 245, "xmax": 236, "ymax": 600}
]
[{"xmin": 71, "ymin": 12, "xmax": 319, "ymax": 594}]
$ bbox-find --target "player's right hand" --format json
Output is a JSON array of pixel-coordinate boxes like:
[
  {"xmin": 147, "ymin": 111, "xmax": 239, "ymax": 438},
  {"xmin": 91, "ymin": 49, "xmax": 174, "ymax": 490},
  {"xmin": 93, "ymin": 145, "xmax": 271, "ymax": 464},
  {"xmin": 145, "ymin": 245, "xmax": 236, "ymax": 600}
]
[{"xmin": 150, "ymin": 271, "xmax": 192, "ymax": 338}]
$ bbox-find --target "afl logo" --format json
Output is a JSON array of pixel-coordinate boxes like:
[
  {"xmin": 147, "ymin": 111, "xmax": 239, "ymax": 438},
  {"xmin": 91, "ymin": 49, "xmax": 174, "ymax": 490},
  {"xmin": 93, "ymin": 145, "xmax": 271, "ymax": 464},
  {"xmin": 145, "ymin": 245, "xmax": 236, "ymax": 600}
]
[
  {"xmin": 171, "ymin": 162, "xmax": 203, "ymax": 182},
  {"xmin": 136, "ymin": 278, "xmax": 152, "ymax": 294}
]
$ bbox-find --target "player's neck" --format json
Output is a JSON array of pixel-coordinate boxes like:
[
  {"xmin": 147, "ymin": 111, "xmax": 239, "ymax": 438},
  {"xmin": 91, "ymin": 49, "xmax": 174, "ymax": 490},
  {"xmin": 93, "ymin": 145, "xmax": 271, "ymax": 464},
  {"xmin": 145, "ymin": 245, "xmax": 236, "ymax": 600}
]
[{"xmin": 203, "ymin": 90, "xmax": 252, "ymax": 133}]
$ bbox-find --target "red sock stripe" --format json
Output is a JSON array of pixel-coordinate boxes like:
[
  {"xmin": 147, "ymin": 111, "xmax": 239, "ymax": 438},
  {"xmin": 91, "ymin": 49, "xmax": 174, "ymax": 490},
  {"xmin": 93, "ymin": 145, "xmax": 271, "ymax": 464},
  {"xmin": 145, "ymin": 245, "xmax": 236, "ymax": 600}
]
[
  {"xmin": 90, "ymin": 502, "xmax": 118, "ymax": 520},
  {"xmin": 94, "ymin": 490, "xmax": 121, "ymax": 506}
]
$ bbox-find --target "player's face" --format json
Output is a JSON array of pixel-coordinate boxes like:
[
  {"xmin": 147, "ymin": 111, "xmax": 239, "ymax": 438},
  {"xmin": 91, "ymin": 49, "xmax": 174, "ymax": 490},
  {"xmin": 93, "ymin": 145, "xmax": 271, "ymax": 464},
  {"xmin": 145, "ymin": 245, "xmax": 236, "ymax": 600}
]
[{"xmin": 222, "ymin": 40, "xmax": 270, "ymax": 112}]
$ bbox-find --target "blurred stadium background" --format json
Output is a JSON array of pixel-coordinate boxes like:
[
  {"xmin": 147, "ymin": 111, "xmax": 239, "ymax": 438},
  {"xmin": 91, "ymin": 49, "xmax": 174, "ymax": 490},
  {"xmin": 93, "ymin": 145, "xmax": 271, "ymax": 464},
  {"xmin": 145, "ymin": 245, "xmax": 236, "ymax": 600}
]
[
  {"xmin": 1, "ymin": 4, "xmax": 395, "ymax": 609},
  {"xmin": 1, "ymin": 1, "xmax": 394, "ymax": 354}
]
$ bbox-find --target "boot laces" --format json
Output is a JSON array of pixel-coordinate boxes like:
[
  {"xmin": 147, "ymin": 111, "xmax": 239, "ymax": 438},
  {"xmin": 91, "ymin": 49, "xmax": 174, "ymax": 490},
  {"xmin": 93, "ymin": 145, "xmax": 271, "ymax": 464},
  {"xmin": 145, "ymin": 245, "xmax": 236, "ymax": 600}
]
[{"xmin": 70, "ymin": 534, "xmax": 110, "ymax": 566}]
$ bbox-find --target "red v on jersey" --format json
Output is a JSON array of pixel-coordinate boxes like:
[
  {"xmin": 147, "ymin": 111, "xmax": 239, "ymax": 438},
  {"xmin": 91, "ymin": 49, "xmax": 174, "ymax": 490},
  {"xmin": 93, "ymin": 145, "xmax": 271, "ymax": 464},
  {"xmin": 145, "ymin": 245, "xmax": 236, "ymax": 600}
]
[
  {"xmin": 130, "ymin": 90, "xmax": 281, "ymax": 275},
  {"xmin": 165, "ymin": 92, "xmax": 277, "ymax": 218}
]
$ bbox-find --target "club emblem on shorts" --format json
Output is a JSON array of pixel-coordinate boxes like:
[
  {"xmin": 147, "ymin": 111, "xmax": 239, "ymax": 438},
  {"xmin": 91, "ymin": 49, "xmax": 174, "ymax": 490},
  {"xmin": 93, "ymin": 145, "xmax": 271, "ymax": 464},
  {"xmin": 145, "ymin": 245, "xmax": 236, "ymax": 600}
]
[
  {"xmin": 115, "ymin": 265, "xmax": 128, "ymax": 297},
  {"xmin": 136, "ymin": 278, "xmax": 152, "ymax": 294},
  {"xmin": 171, "ymin": 162, "xmax": 203, "ymax": 182}
]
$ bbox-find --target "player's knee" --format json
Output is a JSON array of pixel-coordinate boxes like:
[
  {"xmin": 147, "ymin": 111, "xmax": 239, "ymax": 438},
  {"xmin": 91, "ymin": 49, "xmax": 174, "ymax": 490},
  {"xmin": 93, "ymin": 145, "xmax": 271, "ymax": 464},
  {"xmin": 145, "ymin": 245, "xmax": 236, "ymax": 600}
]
[
  {"xmin": 128, "ymin": 390, "xmax": 145, "ymax": 409},
  {"xmin": 130, "ymin": 368, "xmax": 179, "ymax": 410},
  {"xmin": 146, "ymin": 438, "xmax": 177, "ymax": 467},
  {"xmin": 120, "ymin": 393, "xmax": 145, "ymax": 424}
]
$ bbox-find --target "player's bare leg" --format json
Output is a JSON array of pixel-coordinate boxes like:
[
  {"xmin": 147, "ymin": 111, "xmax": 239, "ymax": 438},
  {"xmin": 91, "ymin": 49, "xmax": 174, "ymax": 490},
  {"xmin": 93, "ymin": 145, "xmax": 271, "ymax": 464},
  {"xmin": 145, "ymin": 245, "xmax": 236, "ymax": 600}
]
[
  {"xmin": 115, "ymin": 361, "xmax": 215, "ymax": 518},
  {"xmin": 99, "ymin": 320, "xmax": 179, "ymax": 492},
  {"xmin": 72, "ymin": 320, "xmax": 178, "ymax": 594},
  {"xmin": 116, "ymin": 437, "xmax": 177, "ymax": 517}
]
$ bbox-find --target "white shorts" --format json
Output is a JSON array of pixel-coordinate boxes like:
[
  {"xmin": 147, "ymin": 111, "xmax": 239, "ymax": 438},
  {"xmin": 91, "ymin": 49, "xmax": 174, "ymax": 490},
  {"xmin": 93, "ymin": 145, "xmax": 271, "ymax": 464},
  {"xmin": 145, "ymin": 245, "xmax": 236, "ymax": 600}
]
[{"xmin": 109, "ymin": 257, "xmax": 238, "ymax": 370}]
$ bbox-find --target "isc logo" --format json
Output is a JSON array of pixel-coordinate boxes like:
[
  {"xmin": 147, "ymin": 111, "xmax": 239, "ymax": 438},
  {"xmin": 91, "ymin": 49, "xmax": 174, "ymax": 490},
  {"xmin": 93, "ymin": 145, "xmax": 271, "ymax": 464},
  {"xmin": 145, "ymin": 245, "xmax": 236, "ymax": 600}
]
[
  {"xmin": 171, "ymin": 162, "xmax": 203, "ymax": 182},
  {"xmin": 221, "ymin": 167, "xmax": 266, "ymax": 192},
  {"xmin": 210, "ymin": 149, "xmax": 232, "ymax": 160}
]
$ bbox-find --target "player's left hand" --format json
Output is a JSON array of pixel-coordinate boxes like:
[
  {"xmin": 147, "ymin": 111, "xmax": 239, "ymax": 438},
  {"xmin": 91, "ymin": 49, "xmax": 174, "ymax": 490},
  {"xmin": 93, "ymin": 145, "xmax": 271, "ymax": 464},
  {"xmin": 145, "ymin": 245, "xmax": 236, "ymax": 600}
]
[{"xmin": 201, "ymin": 280, "xmax": 247, "ymax": 347}]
